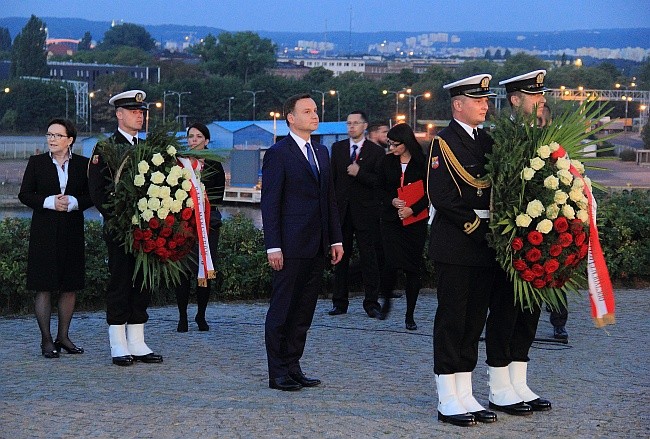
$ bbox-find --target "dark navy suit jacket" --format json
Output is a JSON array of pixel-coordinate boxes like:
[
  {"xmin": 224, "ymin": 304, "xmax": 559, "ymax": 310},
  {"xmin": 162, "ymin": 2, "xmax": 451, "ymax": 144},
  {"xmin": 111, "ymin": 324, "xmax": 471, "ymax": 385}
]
[{"xmin": 261, "ymin": 134, "xmax": 342, "ymax": 258}]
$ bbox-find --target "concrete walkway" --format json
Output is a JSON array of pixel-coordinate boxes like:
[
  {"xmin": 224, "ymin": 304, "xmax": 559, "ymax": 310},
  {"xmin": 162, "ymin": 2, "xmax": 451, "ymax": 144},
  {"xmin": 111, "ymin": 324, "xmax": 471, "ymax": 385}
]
[{"xmin": 1, "ymin": 289, "xmax": 648, "ymax": 438}]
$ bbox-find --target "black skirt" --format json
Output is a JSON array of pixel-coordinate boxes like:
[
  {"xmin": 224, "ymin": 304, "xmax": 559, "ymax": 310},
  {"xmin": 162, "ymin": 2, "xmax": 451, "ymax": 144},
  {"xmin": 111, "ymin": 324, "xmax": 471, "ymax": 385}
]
[{"xmin": 381, "ymin": 218, "xmax": 427, "ymax": 273}]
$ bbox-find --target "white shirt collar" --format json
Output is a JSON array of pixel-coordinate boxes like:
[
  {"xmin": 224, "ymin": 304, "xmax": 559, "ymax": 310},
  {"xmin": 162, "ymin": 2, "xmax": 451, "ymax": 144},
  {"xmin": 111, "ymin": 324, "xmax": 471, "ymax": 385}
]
[
  {"xmin": 289, "ymin": 130, "xmax": 312, "ymax": 149},
  {"xmin": 118, "ymin": 127, "xmax": 138, "ymax": 145}
]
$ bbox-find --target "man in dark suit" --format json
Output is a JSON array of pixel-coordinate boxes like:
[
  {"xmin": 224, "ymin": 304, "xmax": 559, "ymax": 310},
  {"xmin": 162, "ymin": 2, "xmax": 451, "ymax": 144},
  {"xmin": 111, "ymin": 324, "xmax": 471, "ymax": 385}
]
[
  {"xmin": 328, "ymin": 111, "xmax": 384, "ymax": 318},
  {"xmin": 88, "ymin": 89, "xmax": 163, "ymax": 367},
  {"xmin": 261, "ymin": 93, "xmax": 343, "ymax": 391},
  {"xmin": 427, "ymin": 75, "xmax": 502, "ymax": 426}
]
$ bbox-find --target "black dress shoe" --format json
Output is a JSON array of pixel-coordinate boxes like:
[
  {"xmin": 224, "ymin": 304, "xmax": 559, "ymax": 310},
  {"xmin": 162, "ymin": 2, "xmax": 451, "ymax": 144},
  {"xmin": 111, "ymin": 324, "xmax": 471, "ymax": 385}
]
[
  {"xmin": 132, "ymin": 353, "xmax": 163, "ymax": 363},
  {"xmin": 54, "ymin": 339, "xmax": 84, "ymax": 354},
  {"xmin": 328, "ymin": 307, "xmax": 347, "ymax": 316},
  {"xmin": 41, "ymin": 343, "xmax": 59, "ymax": 359},
  {"xmin": 289, "ymin": 372, "xmax": 321, "ymax": 387},
  {"xmin": 488, "ymin": 401, "xmax": 533, "ymax": 416},
  {"xmin": 471, "ymin": 409, "xmax": 497, "ymax": 423},
  {"xmin": 405, "ymin": 320, "xmax": 418, "ymax": 331},
  {"xmin": 195, "ymin": 315, "xmax": 210, "ymax": 331},
  {"xmin": 366, "ymin": 308, "xmax": 382, "ymax": 319},
  {"xmin": 553, "ymin": 326, "xmax": 568, "ymax": 341},
  {"xmin": 437, "ymin": 411, "xmax": 476, "ymax": 427},
  {"xmin": 269, "ymin": 376, "xmax": 302, "ymax": 391},
  {"xmin": 177, "ymin": 319, "xmax": 188, "ymax": 333},
  {"xmin": 526, "ymin": 397, "xmax": 552, "ymax": 411},
  {"xmin": 112, "ymin": 355, "xmax": 134, "ymax": 366}
]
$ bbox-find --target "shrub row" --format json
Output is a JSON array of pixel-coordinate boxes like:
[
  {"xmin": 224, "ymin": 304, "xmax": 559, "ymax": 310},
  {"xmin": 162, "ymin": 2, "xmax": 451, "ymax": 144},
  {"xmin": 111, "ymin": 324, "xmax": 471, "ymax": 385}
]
[{"xmin": 1, "ymin": 190, "xmax": 648, "ymax": 315}]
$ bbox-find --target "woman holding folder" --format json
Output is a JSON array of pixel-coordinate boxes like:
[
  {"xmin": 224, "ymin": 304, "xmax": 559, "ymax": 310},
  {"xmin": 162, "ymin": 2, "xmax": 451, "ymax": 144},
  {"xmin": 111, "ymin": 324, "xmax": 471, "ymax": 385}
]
[{"xmin": 377, "ymin": 123, "xmax": 428, "ymax": 330}]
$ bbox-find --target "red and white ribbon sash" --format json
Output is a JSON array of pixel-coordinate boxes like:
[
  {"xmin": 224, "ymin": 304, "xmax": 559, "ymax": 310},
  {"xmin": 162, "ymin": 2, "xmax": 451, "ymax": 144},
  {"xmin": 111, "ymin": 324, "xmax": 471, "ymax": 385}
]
[
  {"xmin": 553, "ymin": 147, "xmax": 615, "ymax": 327},
  {"xmin": 178, "ymin": 157, "xmax": 215, "ymax": 286}
]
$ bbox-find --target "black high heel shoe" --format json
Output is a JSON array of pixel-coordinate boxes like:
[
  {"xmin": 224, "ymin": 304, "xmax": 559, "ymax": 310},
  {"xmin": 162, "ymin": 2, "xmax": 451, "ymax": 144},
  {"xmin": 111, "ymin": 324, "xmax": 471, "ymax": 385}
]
[
  {"xmin": 54, "ymin": 339, "xmax": 84, "ymax": 354},
  {"xmin": 41, "ymin": 343, "xmax": 60, "ymax": 358}
]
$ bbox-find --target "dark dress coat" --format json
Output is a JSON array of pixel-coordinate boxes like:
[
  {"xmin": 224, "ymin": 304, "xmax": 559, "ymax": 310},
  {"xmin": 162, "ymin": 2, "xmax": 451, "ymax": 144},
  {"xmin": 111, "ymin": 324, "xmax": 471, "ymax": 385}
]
[{"xmin": 18, "ymin": 153, "xmax": 92, "ymax": 291}]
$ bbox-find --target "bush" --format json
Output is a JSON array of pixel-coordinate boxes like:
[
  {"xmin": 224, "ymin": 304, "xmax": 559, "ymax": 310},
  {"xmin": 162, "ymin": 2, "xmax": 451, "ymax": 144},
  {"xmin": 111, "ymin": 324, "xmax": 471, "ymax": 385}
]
[{"xmin": 619, "ymin": 148, "xmax": 637, "ymax": 162}]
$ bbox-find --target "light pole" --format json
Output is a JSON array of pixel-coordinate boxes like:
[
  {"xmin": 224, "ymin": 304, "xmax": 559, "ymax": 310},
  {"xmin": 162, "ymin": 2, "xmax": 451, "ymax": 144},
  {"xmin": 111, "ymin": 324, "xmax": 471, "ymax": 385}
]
[
  {"xmin": 59, "ymin": 86, "xmax": 69, "ymax": 119},
  {"xmin": 270, "ymin": 111, "xmax": 280, "ymax": 143},
  {"xmin": 163, "ymin": 90, "xmax": 191, "ymax": 125},
  {"xmin": 383, "ymin": 90, "xmax": 401, "ymax": 123},
  {"xmin": 413, "ymin": 92, "xmax": 431, "ymax": 130},
  {"xmin": 88, "ymin": 89, "xmax": 101, "ymax": 134},
  {"xmin": 228, "ymin": 96, "xmax": 235, "ymax": 121},
  {"xmin": 244, "ymin": 89, "xmax": 265, "ymax": 121},
  {"xmin": 330, "ymin": 90, "xmax": 340, "ymax": 121},
  {"xmin": 145, "ymin": 101, "xmax": 162, "ymax": 136},
  {"xmin": 312, "ymin": 89, "xmax": 326, "ymax": 121}
]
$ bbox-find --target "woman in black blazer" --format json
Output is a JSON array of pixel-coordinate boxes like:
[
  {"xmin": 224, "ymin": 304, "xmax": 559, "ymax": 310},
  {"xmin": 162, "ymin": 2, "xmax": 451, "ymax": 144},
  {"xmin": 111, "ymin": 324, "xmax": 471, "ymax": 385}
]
[
  {"xmin": 377, "ymin": 123, "xmax": 429, "ymax": 330},
  {"xmin": 18, "ymin": 118, "xmax": 93, "ymax": 358}
]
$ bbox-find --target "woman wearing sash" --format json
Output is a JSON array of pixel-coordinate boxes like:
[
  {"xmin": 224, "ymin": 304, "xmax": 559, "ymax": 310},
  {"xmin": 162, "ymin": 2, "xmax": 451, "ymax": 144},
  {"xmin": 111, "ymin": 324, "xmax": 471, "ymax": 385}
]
[{"xmin": 175, "ymin": 123, "xmax": 225, "ymax": 332}]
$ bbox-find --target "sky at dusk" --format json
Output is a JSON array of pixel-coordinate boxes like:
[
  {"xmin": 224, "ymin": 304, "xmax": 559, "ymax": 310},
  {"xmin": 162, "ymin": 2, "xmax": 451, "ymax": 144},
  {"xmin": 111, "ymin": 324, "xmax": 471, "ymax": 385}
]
[{"xmin": 2, "ymin": 0, "xmax": 649, "ymax": 33}]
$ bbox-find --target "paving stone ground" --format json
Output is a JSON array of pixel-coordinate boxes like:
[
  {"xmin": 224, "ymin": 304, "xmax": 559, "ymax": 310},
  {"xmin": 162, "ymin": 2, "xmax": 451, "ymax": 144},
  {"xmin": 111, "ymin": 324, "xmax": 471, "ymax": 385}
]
[{"xmin": 1, "ymin": 288, "xmax": 648, "ymax": 438}]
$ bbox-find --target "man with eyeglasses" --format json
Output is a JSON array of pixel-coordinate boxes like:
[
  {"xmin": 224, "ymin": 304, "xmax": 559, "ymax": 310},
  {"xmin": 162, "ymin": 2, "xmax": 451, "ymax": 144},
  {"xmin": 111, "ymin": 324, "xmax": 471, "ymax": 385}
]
[
  {"xmin": 328, "ymin": 111, "xmax": 384, "ymax": 318},
  {"xmin": 88, "ymin": 89, "xmax": 163, "ymax": 367}
]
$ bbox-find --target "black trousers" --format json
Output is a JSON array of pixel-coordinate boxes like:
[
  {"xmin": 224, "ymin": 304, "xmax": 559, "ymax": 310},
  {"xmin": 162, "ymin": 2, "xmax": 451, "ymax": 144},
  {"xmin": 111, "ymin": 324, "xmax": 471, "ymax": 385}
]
[
  {"xmin": 332, "ymin": 210, "xmax": 380, "ymax": 312},
  {"xmin": 103, "ymin": 227, "xmax": 150, "ymax": 325},
  {"xmin": 433, "ymin": 262, "xmax": 493, "ymax": 375},
  {"xmin": 265, "ymin": 253, "xmax": 325, "ymax": 379},
  {"xmin": 485, "ymin": 269, "xmax": 541, "ymax": 367},
  {"xmin": 549, "ymin": 292, "xmax": 568, "ymax": 327}
]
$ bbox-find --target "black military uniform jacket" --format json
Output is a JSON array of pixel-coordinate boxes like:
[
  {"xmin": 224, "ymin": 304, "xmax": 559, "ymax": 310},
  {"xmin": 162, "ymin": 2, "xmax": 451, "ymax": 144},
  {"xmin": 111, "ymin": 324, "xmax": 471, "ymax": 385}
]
[{"xmin": 427, "ymin": 119, "xmax": 496, "ymax": 267}]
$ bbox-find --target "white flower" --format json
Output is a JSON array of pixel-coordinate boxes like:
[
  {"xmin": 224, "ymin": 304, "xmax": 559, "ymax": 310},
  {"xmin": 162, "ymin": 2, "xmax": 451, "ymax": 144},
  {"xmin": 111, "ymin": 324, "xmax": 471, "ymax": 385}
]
[
  {"xmin": 571, "ymin": 159, "xmax": 585, "ymax": 174},
  {"xmin": 161, "ymin": 197, "xmax": 174, "ymax": 209},
  {"xmin": 521, "ymin": 167, "xmax": 536, "ymax": 181},
  {"xmin": 562, "ymin": 204, "xmax": 576, "ymax": 219},
  {"xmin": 544, "ymin": 175, "xmax": 559, "ymax": 190},
  {"xmin": 577, "ymin": 209, "xmax": 589, "ymax": 224},
  {"xmin": 147, "ymin": 184, "xmax": 161, "ymax": 198},
  {"xmin": 166, "ymin": 145, "xmax": 177, "ymax": 156},
  {"xmin": 158, "ymin": 186, "xmax": 171, "ymax": 199},
  {"xmin": 175, "ymin": 188, "xmax": 189, "ymax": 201},
  {"xmin": 556, "ymin": 157, "xmax": 570, "ymax": 170},
  {"xmin": 137, "ymin": 197, "xmax": 149, "ymax": 212},
  {"xmin": 181, "ymin": 179, "xmax": 193, "ymax": 191},
  {"xmin": 147, "ymin": 197, "xmax": 161, "ymax": 211},
  {"xmin": 537, "ymin": 144, "xmax": 551, "ymax": 159},
  {"xmin": 131, "ymin": 214, "xmax": 140, "ymax": 225},
  {"xmin": 185, "ymin": 198, "xmax": 194, "ymax": 208},
  {"xmin": 166, "ymin": 174, "xmax": 179, "ymax": 187},
  {"xmin": 169, "ymin": 165, "xmax": 183, "ymax": 178},
  {"xmin": 569, "ymin": 188, "xmax": 584, "ymax": 203},
  {"xmin": 536, "ymin": 219, "xmax": 553, "ymax": 234},
  {"xmin": 583, "ymin": 176, "xmax": 592, "ymax": 190},
  {"xmin": 554, "ymin": 190, "xmax": 569, "ymax": 205},
  {"xmin": 557, "ymin": 169, "xmax": 573, "ymax": 186},
  {"xmin": 546, "ymin": 203, "xmax": 560, "ymax": 220},
  {"xmin": 157, "ymin": 207, "xmax": 170, "ymax": 219},
  {"xmin": 140, "ymin": 209, "xmax": 154, "ymax": 221},
  {"xmin": 526, "ymin": 199, "xmax": 545, "ymax": 218},
  {"xmin": 151, "ymin": 153, "xmax": 165, "ymax": 166},
  {"xmin": 572, "ymin": 177, "xmax": 585, "ymax": 189},
  {"xmin": 577, "ymin": 199, "xmax": 588, "ymax": 210},
  {"xmin": 150, "ymin": 171, "xmax": 165, "ymax": 185},
  {"xmin": 549, "ymin": 142, "xmax": 560, "ymax": 152},
  {"xmin": 182, "ymin": 168, "xmax": 192, "ymax": 179},
  {"xmin": 530, "ymin": 157, "xmax": 545, "ymax": 171},
  {"xmin": 137, "ymin": 160, "xmax": 149, "ymax": 174},
  {"xmin": 171, "ymin": 199, "xmax": 183, "ymax": 213},
  {"xmin": 516, "ymin": 213, "xmax": 533, "ymax": 227},
  {"xmin": 133, "ymin": 174, "xmax": 146, "ymax": 187}
]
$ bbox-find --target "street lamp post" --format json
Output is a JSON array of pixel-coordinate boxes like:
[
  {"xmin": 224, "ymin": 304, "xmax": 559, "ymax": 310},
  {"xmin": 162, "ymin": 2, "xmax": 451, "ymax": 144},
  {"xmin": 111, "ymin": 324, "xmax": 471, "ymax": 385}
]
[
  {"xmin": 413, "ymin": 92, "xmax": 431, "ymax": 130},
  {"xmin": 244, "ymin": 89, "xmax": 265, "ymax": 121},
  {"xmin": 330, "ymin": 90, "xmax": 340, "ymax": 121},
  {"xmin": 163, "ymin": 90, "xmax": 191, "ymax": 125},
  {"xmin": 228, "ymin": 96, "xmax": 235, "ymax": 121},
  {"xmin": 270, "ymin": 111, "xmax": 280, "ymax": 143},
  {"xmin": 88, "ymin": 89, "xmax": 101, "ymax": 134},
  {"xmin": 59, "ymin": 86, "xmax": 69, "ymax": 119},
  {"xmin": 312, "ymin": 89, "xmax": 326, "ymax": 121},
  {"xmin": 145, "ymin": 101, "xmax": 162, "ymax": 136},
  {"xmin": 383, "ymin": 90, "xmax": 401, "ymax": 124}
]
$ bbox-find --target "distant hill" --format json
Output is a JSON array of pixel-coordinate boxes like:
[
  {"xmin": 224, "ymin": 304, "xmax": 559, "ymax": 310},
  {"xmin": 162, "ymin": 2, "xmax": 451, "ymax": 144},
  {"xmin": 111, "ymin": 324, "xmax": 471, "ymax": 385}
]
[{"xmin": 0, "ymin": 16, "xmax": 648, "ymax": 53}]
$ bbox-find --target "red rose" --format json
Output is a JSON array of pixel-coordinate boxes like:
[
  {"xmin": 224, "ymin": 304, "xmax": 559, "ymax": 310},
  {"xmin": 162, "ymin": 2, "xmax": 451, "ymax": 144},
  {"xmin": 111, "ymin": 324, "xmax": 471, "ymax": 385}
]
[
  {"xmin": 160, "ymin": 227, "xmax": 173, "ymax": 238},
  {"xmin": 570, "ymin": 218, "xmax": 583, "ymax": 232},
  {"xmin": 553, "ymin": 217, "xmax": 569, "ymax": 233},
  {"xmin": 544, "ymin": 259, "xmax": 560, "ymax": 274},
  {"xmin": 531, "ymin": 264, "xmax": 545, "ymax": 278},
  {"xmin": 549, "ymin": 244, "xmax": 563, "ymax": 257},
  {"xmin": 520, "ymin": 270, "xmax": 536, "ymax": 282},
  {"xmin": 133, "ymin": 228, "xmax": 144, "ymax": 241},
  {"xmin": 578, "ymin": 244, "xmax": 589, "ymax": 259},
  {"xmin": 575, "ymin": 232, "xmax": 586, "ymax": 246},
  {"xmin": 133, "ymin": 240, "xmax": 142, "ymax": 250},
  {"xmin": 165, "ymin": 215, "xmax": 175, "ymax": 226},
  {"xmin": 148, "ymin": 217, "xmax": 160, "ymax": 229},
  {"xmin": 181, "ymin": 208, "xmax": 193, "ymax": 221},
  {"xmin": 155, "ymin": 237, "xmax": 166, "ymax": 248},
  {"xmin": 551, "ymin": 277, "xmax": 568, "ymax": 288},
  {"xmin": 155, "ymin": 247, "xmax": 169, "ymax": 259},
  {"xmin": 511, "ymin": 237, "xmax": 524, "ymax": 251},
  {"xmin": 559, "ymin": 232, "xmax": 573, "ymax": 248},
  {"xmin": 513, "ymin": 259, "xmax": 528, "ymax": 271},
  {"xmin": 143, "ymin": 240, "xmax": 156, "ymax": 253},
  {"xmin": 525, "ymin": 248, "xmax": 542, "ymax": 263},
  {"xmin": 564, "ymin": 254, "xmax": 576, "ymax": 267},
  {"xmin": 532, "ymin": 278, "xmax": 546, "ymax": 289},
  {"xmin": 143, "ymin": 229, "xmax": 153, "ymax": 240},
  {"xmin": 527, "ymin": 231, "xmax": 543, "ymax": 246},
  {"xmin": 167, "ymin": 240, "xmax": 177, "ymax": 250},
  {"xmin": 544, "ymin": 273, "xmax": 554, "ymax": 282}
]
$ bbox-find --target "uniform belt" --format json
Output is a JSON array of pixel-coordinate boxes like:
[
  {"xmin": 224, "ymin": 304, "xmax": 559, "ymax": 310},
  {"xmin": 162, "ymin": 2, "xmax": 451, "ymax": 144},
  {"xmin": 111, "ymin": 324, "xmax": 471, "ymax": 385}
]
[{"xmin": 474, "ymin": 209, "xmax": 490, "ymax": 219}]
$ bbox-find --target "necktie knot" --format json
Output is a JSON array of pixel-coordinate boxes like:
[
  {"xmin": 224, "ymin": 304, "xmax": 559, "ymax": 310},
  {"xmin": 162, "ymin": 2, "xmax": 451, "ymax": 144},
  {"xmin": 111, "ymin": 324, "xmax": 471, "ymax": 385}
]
[{"xmin": 472, "ymin": 128, "xmax": 479, "ymax": 140}]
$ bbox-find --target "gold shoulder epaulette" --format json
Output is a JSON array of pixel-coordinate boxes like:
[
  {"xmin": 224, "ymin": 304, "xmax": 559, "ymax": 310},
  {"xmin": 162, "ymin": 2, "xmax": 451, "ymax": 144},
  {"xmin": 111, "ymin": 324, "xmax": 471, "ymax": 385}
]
[{"xmin": 436, "ymin": 136, "xmax": 491, "ymax": 192}]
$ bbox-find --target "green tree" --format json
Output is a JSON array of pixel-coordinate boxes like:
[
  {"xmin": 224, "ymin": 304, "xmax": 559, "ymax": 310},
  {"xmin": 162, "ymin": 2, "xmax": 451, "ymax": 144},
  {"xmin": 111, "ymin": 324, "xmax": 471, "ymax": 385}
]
[
  {"xmin": 78, "ymin": 31, "xmax": 92, "ymax": 51},
  {"xmin": 100, "ymin": 23, "xmax": 155, "ymax": 51},
  {"xmin": 453, "ymin": 59, "xmax": 498, "ymax": 80},
  {"xmin": 636, "ymin": 59, "xmax": 650, "ymax": 90},
  {"xmin": 494, "ymin": 49, "xmax": 503, "ymax": 59},
  {"xmin": 10, "ymin": 15, "xmax": 47, "ymax": 78},
  {"xmin": 0, "ymin": 27, "xmax": 11, "ymax": 51},
  {"xmin": 484, "ymin": 49, "xmax": 492, "ymax": 60},
  {"xmin": 202, "ymin": 31, "xmax": 276, "ymax": 83},
  {"xmin": 0, "ymin": 80, "xmax": 67, "ymax": 132},
  {"xmin": 496, "ymin": 53, "xmax": 549, "ymax": 82},
  {"xmin": 302, "ymin": 66, "xmax": 334, "ymax": 86},
  {"xmin": 504, "ymin": 49, "xmax": 512, "ymax": 59},
  {"xmin": 0, "ymin": 109, "xmax": 18, "ymax": 131}
]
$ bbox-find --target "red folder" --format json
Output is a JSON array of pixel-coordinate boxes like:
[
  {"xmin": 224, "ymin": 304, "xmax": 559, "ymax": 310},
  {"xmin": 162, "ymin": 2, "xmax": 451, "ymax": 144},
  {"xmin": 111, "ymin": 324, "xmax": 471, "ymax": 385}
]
[{"xmin": 397, "ymin": 179, "xmax": 429, "ymax": 226}]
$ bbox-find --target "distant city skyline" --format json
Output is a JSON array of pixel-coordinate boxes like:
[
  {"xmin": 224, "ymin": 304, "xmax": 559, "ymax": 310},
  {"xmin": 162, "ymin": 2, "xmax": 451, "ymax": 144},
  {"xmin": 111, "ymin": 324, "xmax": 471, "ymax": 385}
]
[{"xmin": 2, "ymin": 0, "xmax": 649, "ymax": 33}]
